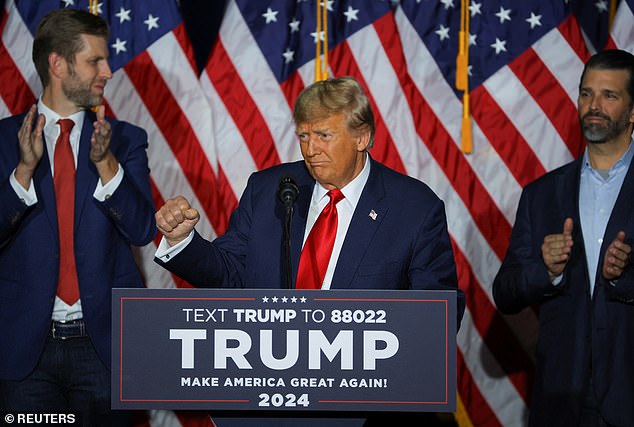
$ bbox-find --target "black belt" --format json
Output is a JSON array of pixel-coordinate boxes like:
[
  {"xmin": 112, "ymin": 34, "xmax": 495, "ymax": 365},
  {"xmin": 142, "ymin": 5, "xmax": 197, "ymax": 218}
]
[{"xmin": 51, "ymin": 319, "xmax": 87, "ymax": 340}]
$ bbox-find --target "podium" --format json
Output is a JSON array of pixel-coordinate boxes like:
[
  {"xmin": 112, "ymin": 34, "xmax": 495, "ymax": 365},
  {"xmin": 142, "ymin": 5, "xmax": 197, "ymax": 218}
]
[{"xmin": 112, "ymin": 288, "xmax": 456, "ymax": 413}]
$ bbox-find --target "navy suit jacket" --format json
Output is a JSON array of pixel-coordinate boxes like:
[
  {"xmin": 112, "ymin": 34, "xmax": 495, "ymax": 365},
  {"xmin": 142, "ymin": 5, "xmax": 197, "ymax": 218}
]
[
  {"xmin": 493, "ymin": 155, "xmax": 634, "ymax": 426},
  {"xmin": 0, "ymin": 110, "xmax": 156, "ymax": 380},
  {"xmin": 158, "ymin": 158, "xmax": 463, "ymax": 315}
]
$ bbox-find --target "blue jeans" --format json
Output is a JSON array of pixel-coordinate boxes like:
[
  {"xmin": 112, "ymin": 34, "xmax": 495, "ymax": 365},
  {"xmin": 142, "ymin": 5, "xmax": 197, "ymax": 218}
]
[{"xmin": 0, "ymin": 335, "xmax": 127, "ymax": 426}]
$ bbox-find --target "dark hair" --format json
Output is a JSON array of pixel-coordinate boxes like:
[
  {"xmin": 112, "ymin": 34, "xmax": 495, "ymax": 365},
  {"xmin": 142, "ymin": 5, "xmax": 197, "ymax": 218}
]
[
  {"xmin": 580, "ymin": 49, "xmax": 634, "ymax": 107},
  {"xmin": 32, "ymin": 8, "xmax": 109, "ymax": 87},
  {"xmin": 293, "ymin": 76, "xmax": 376, "ymax": 148}
]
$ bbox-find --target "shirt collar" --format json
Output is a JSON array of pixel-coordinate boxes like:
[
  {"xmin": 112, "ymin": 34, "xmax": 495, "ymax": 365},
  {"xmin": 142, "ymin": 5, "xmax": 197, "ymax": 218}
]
[
  {"xmin": 582, "ymin": 137, "xmax": 634, "ymax": 176},
  {"xmin": 37, "ymin": 99, "xmax": 85, "ymax": 136}
]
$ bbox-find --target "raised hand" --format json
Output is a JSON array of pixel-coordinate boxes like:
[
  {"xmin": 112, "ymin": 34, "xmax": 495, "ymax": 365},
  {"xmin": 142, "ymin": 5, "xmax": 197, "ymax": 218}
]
[
  {"xmin": 541, "ymin": 218, "xmax": 574, "ymax": 279},
  {"xmin": 602, "ymin": 231, "xmax": 631, "ymax": 281},
  {"xmin": 15, "ymin": 104, "xmax": 46, "ymax": 189},
  {"xmin": 156, "ymin": 196, "xmax": 201, "ymax": 246}
]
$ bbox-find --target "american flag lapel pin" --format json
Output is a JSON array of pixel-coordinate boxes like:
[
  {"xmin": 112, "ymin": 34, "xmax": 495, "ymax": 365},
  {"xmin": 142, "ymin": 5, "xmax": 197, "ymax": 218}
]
[{"xmin": 369, "ymin": 209, "xmax": 377, "ymax": 221}]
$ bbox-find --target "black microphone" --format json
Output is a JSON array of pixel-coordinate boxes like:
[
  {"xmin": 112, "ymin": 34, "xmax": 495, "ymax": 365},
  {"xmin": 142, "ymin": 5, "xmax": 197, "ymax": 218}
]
[
  {"xmin": 278, "ymin": 175, "xmax": 299, "ymax": 207},
  {"xmin": 278, "ymin": 175, "xmax": 298, "ymax": 289}
]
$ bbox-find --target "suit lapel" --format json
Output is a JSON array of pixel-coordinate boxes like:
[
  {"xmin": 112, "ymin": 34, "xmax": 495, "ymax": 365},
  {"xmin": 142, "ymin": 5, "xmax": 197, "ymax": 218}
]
[
  {"xmin": 74, "ymin": 111, "xmax": 97, "ymax": 223},
  {"xmin": 34, "ymin": 135, "xmax": 59, "ymax": 239},
  {"xmin": 599, "ymin": 155, "xmax": 634, "ymax": 275},
  {"xmin": 331, "ymin": 158, "xmax": 387, "ymax": 289},
  {"xmin": 290, "ymin": 166, "xmax": 314, "ymax": 287}
]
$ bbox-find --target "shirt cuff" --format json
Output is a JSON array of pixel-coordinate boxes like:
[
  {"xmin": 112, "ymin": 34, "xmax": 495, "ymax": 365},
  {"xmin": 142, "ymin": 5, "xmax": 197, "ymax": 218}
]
[
  {"xmin": 93, "ymin": 163, "xmax": 123, "ymax": 201},
  {"xmin": 9, "ymin": 169, "xmax": 37, "ymax": 206},
  {"xmin": 551, "ymin": 273, "xmax": 564, "ymax": 287},
  {"xmin": 155, "ymin": 232, "xmax": 195, "ymax": 262}
]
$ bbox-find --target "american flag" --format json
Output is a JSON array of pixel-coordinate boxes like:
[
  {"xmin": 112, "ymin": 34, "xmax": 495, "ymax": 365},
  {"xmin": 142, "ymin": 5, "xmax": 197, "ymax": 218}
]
[{"xmin": 1, "ymin": 0, "xmax": 632, "ymax": 426}]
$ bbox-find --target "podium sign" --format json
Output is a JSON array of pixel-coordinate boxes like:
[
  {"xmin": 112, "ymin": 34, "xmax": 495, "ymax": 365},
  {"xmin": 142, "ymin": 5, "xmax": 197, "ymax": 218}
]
[{"xmin": 112, "ymin": 288, "xmax": 456, "ymax": 412}]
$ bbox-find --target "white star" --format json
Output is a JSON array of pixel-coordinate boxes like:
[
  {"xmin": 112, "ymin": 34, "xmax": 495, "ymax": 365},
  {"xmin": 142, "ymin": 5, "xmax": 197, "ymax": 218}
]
[
  {"xmin": 262, "ymin": 7, "xmax": 278, "ymax": 24},
  {"xmin": 526, "ymin": 12, "xmax": 542, "ymax": 29},
  {"xmin": 440, "ymin": 0, "xmax": 454, "ymax": 9},
  {"xmin": 111, "ymin": 38, "xmax": 127, "ymax": 54},
  {"xmin": 435, "ymin": 24, "xmax": 450, "ymax": 41},
  {"xmin": 595, "ymin": 0, "xmax": 608, "ymax": 12},
  {"xmin": 310, "ymin": 31, "xmax": 325, "ymax": 43},
  {"xmin": 495, "ymin": 6, "xmax": 512, "ymax": 23},
  {"xmin": 343, "ymin": 6, "xmax": 359, "ymax": 22},
  {"xmin": 289, "ymin": 18, "xmax": 300, "ymax": 33},
  {"xmin": 87, "ymin": 1, "xmax": 102, "ymax": 14},
  {"xmin": 116, "ymin": 7, "xmax": 132, "ymax": 24},
  {"xmin": 62, "ymin": 0, "xmax": 74, "ymax": 7},
  {"xmin": 262, "ymin": 296, "xmax": 269, "ymax": 302},
  {"xmin": 469, "ymin": 33, "xmax": 477, "ymax": 46},
  {"xmin": 283, "ymin": 48, "xmax": 295, "ymax": 63},
  {"xmin": 468, "ymin": 65, "xmax": 473, "ymax": 76},
  {"xmin": 469, "ymin": 1, "xmax": 482, "ymax": 17},
  {"xmin": 144, "ymin": 14, "xmax": 159, "ymax": 30},
  {"xmin": 281, "ymin": 296, "xmax": 288, "ymax": 303},
  {"xmin": 321, "ymin": 0, "xmax": 335, "ymax": 12},
  {"xmin": 291, "ymin": 297, "xmax": 298, "ymax": 303},
  {"xmin": 300, "ymin": 297, "xmax": 307, "ymax": 303},
  {"xmin": 490, "ymin": 38, "xmax": 507, "ymax": 54},
  {"xmin": 272, "ymin": 296, "xmax": 279, "ymax": 303}
]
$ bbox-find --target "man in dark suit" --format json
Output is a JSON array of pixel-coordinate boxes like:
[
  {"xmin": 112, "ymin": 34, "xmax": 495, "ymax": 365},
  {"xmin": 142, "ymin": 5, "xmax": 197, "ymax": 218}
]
[
  {"xmin": 155, "ymin": 76, "xmax": 463, "ymax": 426},
  {"xmin": 493, "ymin": 49, "xmax": 634, "ymax": 427},
  {"xmin": 0, "ymin": 9, "xmax": 155, "ymax": 425},
  {"xmin": 155, "ymin": 76, "xmax": 462, "ymax": 306}
]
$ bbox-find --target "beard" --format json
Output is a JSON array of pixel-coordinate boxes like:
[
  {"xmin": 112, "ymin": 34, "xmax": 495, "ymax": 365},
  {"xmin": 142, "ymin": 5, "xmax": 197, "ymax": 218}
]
[
  {"xmin": 61, "ymin": 65, "xmax": 103, "ymax": 109},
  {"xmin": 580, "ymin": 109, "xmax": 632, "ymax": 144}
]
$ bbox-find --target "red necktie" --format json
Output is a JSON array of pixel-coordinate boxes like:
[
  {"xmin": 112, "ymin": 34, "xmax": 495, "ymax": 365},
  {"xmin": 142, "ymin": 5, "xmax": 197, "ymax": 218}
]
[
  {"xmin": 54, "ymin": 119, "xmax": 80, "ymax": 305},
  {"xmin": 296, "ymin": 189, "xmax": 344, "ymax": 289}
]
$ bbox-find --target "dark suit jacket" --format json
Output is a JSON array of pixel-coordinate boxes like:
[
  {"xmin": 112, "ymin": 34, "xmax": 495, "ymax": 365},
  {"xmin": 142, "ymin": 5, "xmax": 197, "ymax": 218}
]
[
  {"xmin": 0, "ymin": 110, "xmax": 156, "ymax": 381},
  {"xmin": 158, "ymin": 157, "xmax": 462, "ymax": 306},
  {"xmin": 493, "ymin": 155, "xmax": 634, "ymax": 427}
]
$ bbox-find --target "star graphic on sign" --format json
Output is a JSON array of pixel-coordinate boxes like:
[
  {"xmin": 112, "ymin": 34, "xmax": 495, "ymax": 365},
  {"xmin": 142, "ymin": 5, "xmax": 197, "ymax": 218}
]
[
  {"xmin": 595, "ymin": 0, "xmax": 608, "ymax": 12},
  {"xmin": 300, "ymin": 297, "xmax": 307, "ymax": 303},
  {"xmin": 490, "ymin": 38, "xmax": 507, "ymax": 54},
  {"xmin": 526, "ymin": 12, "xmax": 542, "ymax": 29},
  {"xmin": 116, "ymin": 7, "xmax": 132, "ymax": 24},
  {"xmin": 272, "ymin": 296, "xmax": 279, "ymax": 303},
  {"xmin": 62, "ymin": 0, "xmax": 74, "ymax": 7},
  {"xmin": 435, "ymin": 24, "xmax": 450, "ymax": 41},
  {"xmin": 262, "ymin": 296, "xmax": 269, "ymax": 303},
  {"xmin": 310, "ymin": 31, "xmax": 325, "ymax": 43},
  {"xmin": 111, "ymin": 38, "xmax": 127, "ymax": 54},
  {"xmin": 495, "ymin": 6, "xmax": 512, "ymax": 23},
  {"xmin": 281, "ymin": 296, "xmax": 289, "ymax": 303},
  {"xmin": 343, "ymin": 6, "xmax": 359, "ymax": 22},
  {"xmin": 262, "ymin": 7, "xmax": 278, "ymax": 24},
  {"xmin": 289, "ymin": 18, "xmax": 300, "ymax": 33},
  {"xmin": 282, "ymin": 48, "xmax": 295, "ymax": 63},
  {"xmin": 469, "ymin": 1, "xmax": 482, "ymax": 17},
  {"xmin": 440, "ymin": 0, "xmax": 454, "ymax": 10},
  {"xmin": 291, "ymin": 297, "xmax": 298, "ymax": 303},
  {"xmin": 144, "ymin": 14, "xmax": 159, "ymax": 30}
]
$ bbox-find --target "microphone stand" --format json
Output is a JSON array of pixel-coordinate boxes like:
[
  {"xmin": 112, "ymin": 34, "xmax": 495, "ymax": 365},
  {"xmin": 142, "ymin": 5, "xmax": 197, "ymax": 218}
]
[
  {"xmin": 283, "ymin": 204, "xmax": 293, "ymax": 290},
  {"xmin": 278, "ymin": 175, "xmax": 298, "ymax": 290}
]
